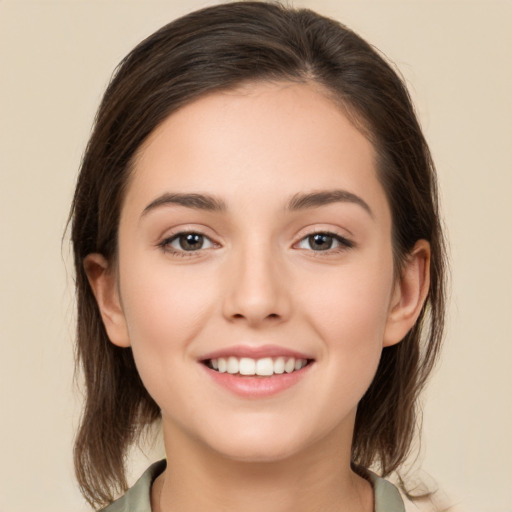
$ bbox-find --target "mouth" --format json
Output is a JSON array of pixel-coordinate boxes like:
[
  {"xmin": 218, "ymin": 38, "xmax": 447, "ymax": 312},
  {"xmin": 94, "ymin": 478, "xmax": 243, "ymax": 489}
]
[
  {"xmin": 200, "ymin": 348, "xmax": 315, "ymax": 397},
  {"xmin": 203, "ymin": 356, "xmax": 314, "ymax": 377}
]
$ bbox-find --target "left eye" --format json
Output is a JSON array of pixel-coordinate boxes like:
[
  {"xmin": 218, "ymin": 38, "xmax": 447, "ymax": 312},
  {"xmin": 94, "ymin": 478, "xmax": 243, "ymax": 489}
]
[
  {"xmin": 297, "ymin": 233, "xmax": 350, "ymax": 251},
  {"xmin": 166, "ymin": 232, "xmax": 214, "ymax": 252}
]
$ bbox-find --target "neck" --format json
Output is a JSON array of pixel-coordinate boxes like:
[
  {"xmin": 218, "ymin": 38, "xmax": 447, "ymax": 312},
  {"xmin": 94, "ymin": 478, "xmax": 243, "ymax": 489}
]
[{"xmin": 152, "ymin": 420, "xmax": 373, "ymax": 512}]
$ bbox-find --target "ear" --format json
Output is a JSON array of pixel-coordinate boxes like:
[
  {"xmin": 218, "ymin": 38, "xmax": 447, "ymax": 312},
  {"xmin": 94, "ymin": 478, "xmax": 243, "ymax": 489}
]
[
  {"xmin": 383, "ymin": 240, "xmax": 431, "ymax": 347},
  {"xmin": 84, "ymin": 253, "xmax": 131, "ymax": 348}
]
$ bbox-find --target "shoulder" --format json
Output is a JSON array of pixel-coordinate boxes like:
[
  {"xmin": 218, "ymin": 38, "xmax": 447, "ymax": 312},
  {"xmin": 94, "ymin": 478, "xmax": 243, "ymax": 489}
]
[
  {"xmin": 366, "ymin": 471, "xmax": 407, "ymax": 512},
  {"xmin": 99, "ymin": 460, "xmax": 166, "ymax": 512},
  {"xmin": 386, "ymin": 473, "xmax": 462, "ymax": 512},
  {"xmin": 399, "ymin": 491, "xmax": 463, "ymax": 512}
]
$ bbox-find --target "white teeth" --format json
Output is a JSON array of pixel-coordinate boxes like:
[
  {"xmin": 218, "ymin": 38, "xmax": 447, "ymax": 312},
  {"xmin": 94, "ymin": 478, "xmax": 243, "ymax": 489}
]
[
  {"xmin": 256, "ymin": 357, "xmax": 274, "ymax": 376},
  {"xmin": 239, "ymin": 357, "xmax": 256, "ymax": 375},
  {"xmin": 227, "ymin": 356, "xmax": 239, "ymax": 374},
  {"xmin": 273, "ymin": 357, "xmax": 285, "ymax": 374},
  {"xmin": 284, "ymin": 358, "xmax": 295, "ymax": 373},
  {"xmin": 210, "ymin": 356, "xmax": 309, "ymax": 376}
]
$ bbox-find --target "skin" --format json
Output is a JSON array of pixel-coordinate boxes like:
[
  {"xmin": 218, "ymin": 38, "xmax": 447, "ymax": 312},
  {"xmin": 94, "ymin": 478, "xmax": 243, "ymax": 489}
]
[{"xmin": 86, "ymin": 81, "xmax": 430, "ymax": 512}]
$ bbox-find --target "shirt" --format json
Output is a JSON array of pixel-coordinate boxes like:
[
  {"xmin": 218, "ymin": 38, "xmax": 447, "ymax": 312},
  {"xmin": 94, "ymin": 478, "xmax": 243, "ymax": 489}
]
[{"xmin": 101, "ymin": 460, "xmax": 405, "ymax": 512}]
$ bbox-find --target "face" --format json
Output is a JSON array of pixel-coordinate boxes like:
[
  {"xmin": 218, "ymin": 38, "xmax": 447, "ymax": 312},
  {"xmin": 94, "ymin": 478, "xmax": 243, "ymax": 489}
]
[{"xmin": 96, "ymin": 81, "xmax": 415, "ymax": 463}]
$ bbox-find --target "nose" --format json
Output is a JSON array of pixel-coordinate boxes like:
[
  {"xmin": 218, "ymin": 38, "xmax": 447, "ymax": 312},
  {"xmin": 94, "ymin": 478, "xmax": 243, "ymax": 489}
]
[{"xmin": 222, "ymin": 241, "xmax": 291, "ymax": 327}]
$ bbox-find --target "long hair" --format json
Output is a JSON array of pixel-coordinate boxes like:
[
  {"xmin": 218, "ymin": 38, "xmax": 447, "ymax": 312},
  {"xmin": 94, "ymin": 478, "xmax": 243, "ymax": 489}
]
[{"xmin": 70, "ymin": 1, "xmax": 447, "ymax": 507}]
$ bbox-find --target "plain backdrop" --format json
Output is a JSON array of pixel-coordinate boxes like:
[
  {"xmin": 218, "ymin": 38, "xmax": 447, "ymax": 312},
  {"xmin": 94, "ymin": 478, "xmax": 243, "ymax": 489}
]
[{"xmin": 0, "ymin": 1, "xmax": 511, "ymax": 511}]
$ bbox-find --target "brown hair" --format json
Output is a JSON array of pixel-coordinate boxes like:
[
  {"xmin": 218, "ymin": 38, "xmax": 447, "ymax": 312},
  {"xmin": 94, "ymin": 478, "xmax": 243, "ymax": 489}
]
[{"xmin": 70, "ymin": 1, "xmax": 446, "ymax": 507}]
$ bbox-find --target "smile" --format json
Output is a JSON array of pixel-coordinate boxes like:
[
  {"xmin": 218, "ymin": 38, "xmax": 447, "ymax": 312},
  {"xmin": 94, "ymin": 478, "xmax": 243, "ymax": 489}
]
[
  {"xmin": 206, "ymin": 356, "xmax": 310, "ymax": 376},
  {"xmin": 200, "ymin": 346, "xmax": 315, "ymax": 397}
]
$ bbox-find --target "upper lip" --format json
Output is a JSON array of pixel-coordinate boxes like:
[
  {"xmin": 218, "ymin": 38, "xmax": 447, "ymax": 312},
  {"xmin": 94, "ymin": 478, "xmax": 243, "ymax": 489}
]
[{"xmin": 200, "ymin": 345, "xmax": 314, "ymax": 361}]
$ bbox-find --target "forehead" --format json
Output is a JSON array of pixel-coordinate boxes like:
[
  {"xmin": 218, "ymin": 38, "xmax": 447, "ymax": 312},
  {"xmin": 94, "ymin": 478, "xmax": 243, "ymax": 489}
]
[{"xmin": 124, "ymin": 81, "xmax": 388, "ymax": 220}]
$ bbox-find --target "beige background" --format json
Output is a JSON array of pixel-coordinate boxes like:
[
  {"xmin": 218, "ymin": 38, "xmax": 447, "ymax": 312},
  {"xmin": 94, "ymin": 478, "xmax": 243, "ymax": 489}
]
[{"xmin": 1, "ymin": 0, "xmax": 511, "ymax": 511}]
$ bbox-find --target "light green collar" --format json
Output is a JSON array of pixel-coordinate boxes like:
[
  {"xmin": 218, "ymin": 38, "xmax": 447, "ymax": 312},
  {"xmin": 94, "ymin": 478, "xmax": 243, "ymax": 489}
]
[{"xmin": 100, "ymin": 460, "xmax": 405, "ymax": 512}]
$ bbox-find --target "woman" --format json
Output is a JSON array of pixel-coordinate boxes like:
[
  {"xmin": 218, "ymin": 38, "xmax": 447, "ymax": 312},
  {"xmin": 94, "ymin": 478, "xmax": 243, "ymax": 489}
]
[{"xmin": 70, "ymin": 2, "xmax": 447, "ymax": 510}]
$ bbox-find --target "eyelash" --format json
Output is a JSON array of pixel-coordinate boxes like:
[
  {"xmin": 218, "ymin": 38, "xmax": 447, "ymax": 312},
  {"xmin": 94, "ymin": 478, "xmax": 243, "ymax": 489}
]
[
  {"xmin": 295, "ymin": 231, "xmax": 354, "ymax": 253},
  {"xmin": 157, "ymin": 231, "xmax": 217, "ymax": 257},
  {"xmin": 157, "ymin": 230, "xmax": 354, "ymax": 257}
]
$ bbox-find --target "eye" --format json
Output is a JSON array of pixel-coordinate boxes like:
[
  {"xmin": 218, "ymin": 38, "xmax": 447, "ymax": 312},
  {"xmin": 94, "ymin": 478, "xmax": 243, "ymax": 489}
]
[
  {"xmin": 161, "ymin": 232, "xmax": 215, "ymax": 253},
  {"xmin": 296, "ymin": 232, "xmax": 353, "ymax": 252}
]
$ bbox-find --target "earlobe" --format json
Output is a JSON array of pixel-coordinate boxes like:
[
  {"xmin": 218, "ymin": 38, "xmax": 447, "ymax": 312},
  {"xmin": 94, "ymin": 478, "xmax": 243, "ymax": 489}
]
[
  {"xmin": 83, "ymin": 253, "xmax": 131, "ymax": 348},
  {"xmin": 383, "ymin": 240, "xmax": 431, "ymax": 347}
]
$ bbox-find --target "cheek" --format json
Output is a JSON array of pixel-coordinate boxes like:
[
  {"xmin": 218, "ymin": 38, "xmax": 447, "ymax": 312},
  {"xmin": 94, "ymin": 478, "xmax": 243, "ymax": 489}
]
[
  {"xmin": 117, "ymin": 263, "xmax": 222, "ymax": 423},
  {"xmin": 117, "ymin": 256, "xmax": 218, "ymax": 382},
  {"xmin": 303, "ymin": 266, "xmax": 393, "ymax": 345},
  {"xmin": 299, "ymin": 257, "xmax": 394, "ymax": 392}
]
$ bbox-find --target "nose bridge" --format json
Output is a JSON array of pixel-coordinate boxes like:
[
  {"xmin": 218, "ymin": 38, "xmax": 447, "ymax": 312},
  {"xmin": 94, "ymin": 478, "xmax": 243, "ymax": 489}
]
[{"xmin": 223, "ymin": 235, "xmax": 290, "ymax": 325}]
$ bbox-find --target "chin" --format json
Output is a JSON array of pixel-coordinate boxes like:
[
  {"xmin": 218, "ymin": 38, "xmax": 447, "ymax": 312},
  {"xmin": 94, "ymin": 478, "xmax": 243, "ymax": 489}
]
[
  {"xmin": 199, "ymin": 416, "xmax": 319, "ymax": 464},
  {"xmin": 213, "ymin": 439, "xmax": 302, "ymax": 464}
]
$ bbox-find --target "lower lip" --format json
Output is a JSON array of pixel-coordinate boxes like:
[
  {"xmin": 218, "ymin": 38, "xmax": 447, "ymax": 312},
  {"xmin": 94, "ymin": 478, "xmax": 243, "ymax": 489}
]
[{"xmin": 202, "ymin": 364, "xmax": 313, "ymax": 398}]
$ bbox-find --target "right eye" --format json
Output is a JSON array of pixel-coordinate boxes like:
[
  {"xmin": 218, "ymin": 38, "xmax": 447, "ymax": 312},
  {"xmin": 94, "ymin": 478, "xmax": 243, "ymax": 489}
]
[{"xmin": 160, "ymin": 232, "xmax": 215, "ymax": 254}]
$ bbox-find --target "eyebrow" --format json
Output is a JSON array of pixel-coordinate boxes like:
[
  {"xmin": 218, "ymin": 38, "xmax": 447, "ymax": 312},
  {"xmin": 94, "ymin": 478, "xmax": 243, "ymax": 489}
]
[
  {"xmin": 287, "ymin": 190, "xmax": 373, "ymax": 218},
  {"xmin": 141, "ymin": 189, "xmax": 373, "ymax": 218},
  {"xmin": 141, "ymin": 192, "xmax": 227, "ymax": 217}
]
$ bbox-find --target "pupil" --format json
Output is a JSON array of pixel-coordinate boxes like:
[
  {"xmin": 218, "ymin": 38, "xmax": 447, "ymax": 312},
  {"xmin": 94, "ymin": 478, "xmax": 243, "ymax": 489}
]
[
  {"xmin": 310, "ymin": 233, "xmax": 332, "ymax": 250},
  {"xmin": 180, "ymin": 233, "xmax": 203, "ymax": 251}
]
